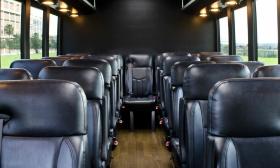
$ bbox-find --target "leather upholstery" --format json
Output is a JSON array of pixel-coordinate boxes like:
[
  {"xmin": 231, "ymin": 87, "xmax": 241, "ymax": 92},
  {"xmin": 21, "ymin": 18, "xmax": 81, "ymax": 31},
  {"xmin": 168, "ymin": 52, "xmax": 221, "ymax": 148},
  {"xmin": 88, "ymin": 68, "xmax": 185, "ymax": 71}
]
[
  {"xmin": 253, "ymin": 65, "xmax": 280, "ymax": 77},
  {"xmin": 10, "ymin": 59, "xmax": 57, "ymax": 79},
  {"xmin": 39, "ymin": 66, "xmax": 104, "ymax": 100},
  {"xmin": 206, "ymin": 55, "xmax": 242, "ymax": 63},
  {"xmin": 63, "ymin": 59, "xmax": 112, "ymax": 85},
  {"xmin": 180, "ymin": 64, "xmax": 250, "ymax": 168},
  {"xmin": 206, "ymin": 78, "xmax": 280, "ymax": 168},
  {"xmin": 62, "ymin": 59, "xmax": 113, "ymax": 166},
  {"xmin": 0, "ymin": 68, "xmax": 33, "ymax": 80},
  {"xmin": 170, "ymin": 61, "xmax": 212, "ymax": 166},
  {"xmin": 126, "ymin": 54, "xmax": 153, "ymax": 67},
  {"xmin": 161, "ymin": 56, "xmax": 200, "ymax": 134},
  {"xmin": 228, "ymin": 61, "xmax": 264, "ymax": 76},
  {"xmin": 0, "ymin": 80, "xmax": 87, "ymax": 168},
  {"xmin": 38, "ymin": 67, "xmax": 104, "ymax": 168},
  {"xmin": 124, "ymin": 54, "xmax": 155, "ymax": 105},
  {"xmin": 183, "ymin": 64, "xmax": 250, "ymax": 100}
]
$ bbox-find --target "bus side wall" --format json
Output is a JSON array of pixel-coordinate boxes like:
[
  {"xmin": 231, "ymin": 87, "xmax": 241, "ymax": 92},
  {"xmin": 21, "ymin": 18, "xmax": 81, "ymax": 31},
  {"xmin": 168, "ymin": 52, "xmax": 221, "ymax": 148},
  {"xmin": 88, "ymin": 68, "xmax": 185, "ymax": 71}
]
[{"xmin": 61, "ymin": 0, "xmax": 216, "ymax": 54}]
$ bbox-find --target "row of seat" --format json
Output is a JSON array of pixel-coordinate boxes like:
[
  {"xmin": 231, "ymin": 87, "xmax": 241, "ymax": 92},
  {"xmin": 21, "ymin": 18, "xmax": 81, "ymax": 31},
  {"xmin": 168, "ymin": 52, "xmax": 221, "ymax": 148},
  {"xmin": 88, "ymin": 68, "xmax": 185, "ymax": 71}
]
[
  {"xmin": 5, "ymin": 54, "xmax": 124, "ymax": 168},
  {"xmin": 155, "ymin": 51, "xmax": 280, "ymax": 168}
]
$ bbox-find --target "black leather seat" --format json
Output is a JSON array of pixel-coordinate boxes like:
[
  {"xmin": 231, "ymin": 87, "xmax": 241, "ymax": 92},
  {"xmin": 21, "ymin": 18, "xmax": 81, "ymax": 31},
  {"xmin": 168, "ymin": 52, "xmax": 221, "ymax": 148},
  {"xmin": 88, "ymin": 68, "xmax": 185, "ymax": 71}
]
[
  {"xmin": 39, "ymin": 66, "xmax": 104, "ymax": 168},
  {"xmin": 206, "ymin": 78, "xmax": 280, "ymax": 168},
  {"xmin": 0, "ymin": 80, "xmax": 87, "ymax": 168},
  {"xmin": 10, "ymin": 59, "xmax": 56, "ymax": 79},
  {"xmin": 253, "ymin": 65, "xmax": 280, "ymax": 77},
  {"xmin": 179, "ymin": 64, "xmax": 250, "ymax": 168},
  {"xmin": 161, "ymin": 55, "xmax": 200, "ymax": 135},
  {"xmin": 82, "ymin": 55, "xmax": 120, "ymax": 133},
  {"xmin": 123, "ymin": 54, "xmax": 156, "ymax": 131},
  {"xmin": 0, "ymin": 68, "xmax": 33, "ymax": 80},
  {"xmin": 170, "ymin": 61, "xmax": 212, "ymax": 166},
  {"xmin": 206, "ymin": 55, "xmax": 243, "ymax": 63},
  {"xmin": 228, "ymin": 61, "xmax": 264, "ymax": 77},
  {"xmin": 62, "ymin": 59, "xmax": 113, "ymax": 167}
]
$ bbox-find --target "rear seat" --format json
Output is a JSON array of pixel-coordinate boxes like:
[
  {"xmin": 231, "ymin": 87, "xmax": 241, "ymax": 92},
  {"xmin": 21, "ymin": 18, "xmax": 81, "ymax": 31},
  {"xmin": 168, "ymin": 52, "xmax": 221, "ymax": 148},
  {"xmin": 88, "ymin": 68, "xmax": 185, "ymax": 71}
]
[
  {"xmin": 62, "ymin": 59, "xmax": 113, "ymax": 167},
  {"xmin": 206, "ymin": 78, "xmax": 280, "ymax": 168},
  {"xmin": 0, "ymin": 80, "xmax": 87, "ymax": 168},
  {"xmin": 39, "ymin": 66, "xmax": 104, "ymax": 168},
  {"xmin": 0, "ymin": 68, "xmax": 33, "ymax": 80},
  {"xmin": 123, "ymin": 54, "xmax": 156, "ymax": 130},
  {"xmin": 179, "ymin": 64, "xmax": 250, "ymax": 168},
  {"xmin": 228, "ymin": 61, "xmax": 264, "ymax": 77},
  {"xmin": 42, "ymin": 57, "xmax": 72, "ymax": 66},
  {"xmin": 10, "ymin": 59, "xmax": 56, "ymax": 79}
]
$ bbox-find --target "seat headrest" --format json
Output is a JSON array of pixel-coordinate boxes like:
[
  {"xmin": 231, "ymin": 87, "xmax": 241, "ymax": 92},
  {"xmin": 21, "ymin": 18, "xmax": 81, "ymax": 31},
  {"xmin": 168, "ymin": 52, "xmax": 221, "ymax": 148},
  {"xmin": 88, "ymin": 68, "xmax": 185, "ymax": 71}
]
[
  {"xmin": 183, "ymin": 64, "xmax": 250, "ymax": 100},
  {"xmin": 199, "ymin": 52, "xmax": 223, "ymax": 56},
  {"xmin": 83, "ymin": 55, "xmax": 119, "ymax": 76},
  {"xmin": 39, "ymin": 66, "xmax": 104, "ymax": 100},
  {"xmin": 162, "ymin": 55, "xmax": 200, "ymax": 76},
  {"xmin": 253, "ymin": 65, "xmax": 280, "ymax": 77},
  {"xmin": 171, "ymin": 61, "xmax": 213, "ymax": 86},
  {"xmin": 42, "ymin": 57, "xmax": 71, "ymax": 66},
  {"xmin": 0, "ymin": 68, "xmax": 33, "ymax": 80},
  {"xmin": 207, "ymin": 55, "xmax": 243, "ymax": 63},
  {"xmin": 10, "ymin": 60, "xmax": 57, "ymax": 79},
  {"xmin": 229, "ymin": 61, "xmax": 264, "ymax": 74},
  {"xmin": 0, "ymin": 80, "xmax": 87, "ymax": 136},
  {"xmin": 126, "ymin": 54, "xmax": 153, "ymax": 67},
  {"xmin": 63, "ymin": 59, "xmax": 112, "ymax": 85},
  {"xmin": 208, "ymin": 78, "xmax": 280, "ymax": 137}
]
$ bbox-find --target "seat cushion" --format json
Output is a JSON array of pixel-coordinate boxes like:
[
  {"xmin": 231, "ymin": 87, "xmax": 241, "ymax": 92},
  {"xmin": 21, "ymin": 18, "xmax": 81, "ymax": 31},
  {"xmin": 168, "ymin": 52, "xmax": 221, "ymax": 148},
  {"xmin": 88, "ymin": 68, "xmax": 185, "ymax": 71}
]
[{"xmin": 123, "ymin": 96, "xmax": 156, "ymax": 105}]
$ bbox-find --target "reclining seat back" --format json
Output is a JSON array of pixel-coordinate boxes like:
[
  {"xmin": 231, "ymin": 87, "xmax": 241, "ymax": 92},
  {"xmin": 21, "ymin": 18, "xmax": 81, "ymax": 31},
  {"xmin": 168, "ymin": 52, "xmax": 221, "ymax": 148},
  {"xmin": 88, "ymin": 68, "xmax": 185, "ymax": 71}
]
[
  {"xmin": 39, "ymin": 66, "xmax": 104, "ymax": 168},
  {"xmin": 180, "ymin": 64, "xmax": 250, "ymax": 168},
  {"xmin": 10, "ymin": 59, "xmax": 56, "ymax": 79},
  {"xmin": 0, "ymin": 68, "xmax": 33, "ymax": 80},
  {"xmin": 228, "ymin": 61, "xmax": 264, "ymax": 77},
  {"xmin": 170, "ymin": 61, "xmax": 213, "ymax": 138},
  {"xmin": 161, "ymin": 55, "xmax": 200, "ymax": 132},
  {"xmin": 62, "ymin": 59, "xmax": 113, "ymax": 166},
  {"xmin": 253, "ymin": 65, "xmax": 280, "ymax": 77},
  {"xmin": 207, "ymin": 55, "xmax": 242, "ymax": 63},
  {"xmin": 206, "ymin": 78, "xmax": 280, "ymax": 168},
  {"xmin": 124, "ymin": 54, "xmax": 154, "ymax": 102},
  {"xmin": 0, "ymin": 80, "xmax": 87, "ymax": 168},
  {"xmin": 83, "ymin": 55, "xmax": 120, "ymax": 131}
]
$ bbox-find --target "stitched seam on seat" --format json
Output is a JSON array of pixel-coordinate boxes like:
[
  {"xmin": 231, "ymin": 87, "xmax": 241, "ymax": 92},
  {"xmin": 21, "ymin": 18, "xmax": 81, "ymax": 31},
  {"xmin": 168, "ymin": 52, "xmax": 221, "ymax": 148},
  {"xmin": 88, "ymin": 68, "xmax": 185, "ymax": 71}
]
[
  {"xmin": 55, "ymin": 137, "xmax": 65, "ymax": 168},
  {"xmin": 65, "ymin": 137, "xmax": 77, "ymax": 168},
  {"xmin": 231, "ymin": 139, "xmax": 241, "ymax": 168}
]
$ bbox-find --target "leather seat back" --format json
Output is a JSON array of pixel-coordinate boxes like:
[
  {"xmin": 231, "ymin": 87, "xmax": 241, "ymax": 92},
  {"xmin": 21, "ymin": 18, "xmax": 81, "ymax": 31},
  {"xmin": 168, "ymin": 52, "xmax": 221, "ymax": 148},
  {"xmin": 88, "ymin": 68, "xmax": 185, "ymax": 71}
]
[
  {"xmin": 125, "ymin": 54, "xmax": 153, "ymax": 97},
  {"xmin": 0, "ymin": 68, "xmax": 33, "ymax": 80},
  {"xmin": 161, "ymin": 55, "xmax": 200, "ymax": 131},
  {"xmin": 170, "ymin": 61, "xmax": 212, "ymax": 138},
  {"xmin": 63, "ymin": 59, "xmax": 113, "ymax": 165},
  {"xmin": 180, "ymin": 64, "xmax": 250, "ymax": 168},
  {"xmin": 253, "ymin": 65, "xmax": 280, "ymax": 77},
  {"xmin": 0, "ymin": 80, "xmax": 87, "ymax": 168},
  {"xmin": 228, "ymin": 61, "xmax": 264, "ymax": 77},
  {"xmin": 10, "ymin": 59, "xmax": 56, "ymax": 79},
  {"xmin": 206, "ymin": 55, "xmax": 242, "ymax": 63},
  {"xmin": 39, "ymin": 66, "xmax": 104, "ymax": 168},
  {"xmin": 206, "ymin": 78, "xmax": 280, "ymax": 168}
]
